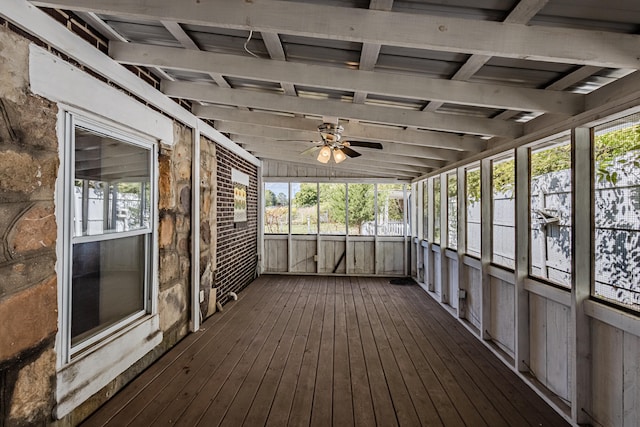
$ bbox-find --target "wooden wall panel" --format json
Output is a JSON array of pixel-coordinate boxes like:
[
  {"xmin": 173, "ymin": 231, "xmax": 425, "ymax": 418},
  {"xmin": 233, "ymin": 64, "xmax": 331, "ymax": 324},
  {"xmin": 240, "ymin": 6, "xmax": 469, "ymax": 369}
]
[
  {"xmin": 377, "ymin": 241, "xmax": 404, "ymax": 275},
  {"xmin": 465, "ymin": 264, "xmax": 482, "ymax": 330},
  {"xmin": 348, "ymin": 240, "xmax": 375, "ymax": 274},
  {"xmin": 592, "ymin": 319, "xmax": 624, "ymax": 427},
  {"xmin": 546, "ymin": 300, "xmax": 570, "ymax": 400},
  {"xmin": 529, "ymin": 294, "xmax": 547, "ymax": 387},
  {"xmin": 319, "ymin": 239, "xmax": 346, "ymax": 274},
  {"xmin": 489, "ymin": 277, "xmax": 515, "ymax": 356},
  {"xmin": 623, "ymin": 331, "xmax": 640, "ymax": 427},
  {"xmin": 433, "ymin": 250, "xmax": 442, "ymax": 297},
  {"xmin": 448, "ymin": 256, "xmax": 458, "ymax": 310},
  {"xmin": 290, "ymin": 239, "xmax": 317, "ymax": 273},
  {"xmin": 264, "ymin": 238, "xmax": 288, "ymax": 272}
]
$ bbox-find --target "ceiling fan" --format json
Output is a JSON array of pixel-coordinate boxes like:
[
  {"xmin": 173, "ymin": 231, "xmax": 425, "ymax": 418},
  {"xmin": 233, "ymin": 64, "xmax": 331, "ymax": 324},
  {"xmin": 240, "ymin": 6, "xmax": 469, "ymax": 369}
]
[{"xmin": 298, "ymin": 122, "xmax": 383, "ymax": 164}]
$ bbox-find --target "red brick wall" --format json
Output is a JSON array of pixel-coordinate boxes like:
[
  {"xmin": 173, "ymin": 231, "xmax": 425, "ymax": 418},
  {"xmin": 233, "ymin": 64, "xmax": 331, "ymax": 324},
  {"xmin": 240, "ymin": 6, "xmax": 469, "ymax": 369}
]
[{"xmin": 216, "ymin": 144, "xmax": 258, "ymax": 304}]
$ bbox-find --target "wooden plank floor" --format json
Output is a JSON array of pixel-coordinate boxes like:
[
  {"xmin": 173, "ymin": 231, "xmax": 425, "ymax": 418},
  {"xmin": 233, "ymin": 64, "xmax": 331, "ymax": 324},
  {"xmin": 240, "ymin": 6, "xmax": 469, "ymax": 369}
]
[{"xmin": 81, "ymin": 275, "xmax": 569, "ymax": 427}]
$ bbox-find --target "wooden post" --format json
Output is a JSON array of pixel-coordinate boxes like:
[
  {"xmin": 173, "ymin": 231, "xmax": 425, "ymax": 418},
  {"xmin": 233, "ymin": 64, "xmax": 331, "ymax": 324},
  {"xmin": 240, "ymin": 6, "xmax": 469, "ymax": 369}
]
[
  {"xmin": 440, "ymin": 173, "xmax": 449, "ymax": 305},
  {"xmin": 571, "ymin": 127, "xmax": 593, "ymax": 423},
  {"xmin": 515, "ymin": 145, "xmax": 530, "ymax": 371},
  {"xmin": 427, "ymin": 178, "xmax": 435, "ymax": 291},
  {"xmin": 480, "ymin": 158, "xmax": 492, "ymax": 340},
  {"xmin": 457, "ymin": 166, "xmax": 467, "ymax": 319}
]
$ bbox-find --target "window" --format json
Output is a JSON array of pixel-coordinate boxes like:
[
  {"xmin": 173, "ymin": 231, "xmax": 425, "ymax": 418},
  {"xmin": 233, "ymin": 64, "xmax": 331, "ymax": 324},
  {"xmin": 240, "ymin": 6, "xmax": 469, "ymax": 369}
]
[
  {"xmin": 447, "ymin": 173, "xmax": 457, "ymax": 249},
  {"xmin": 492, "ymin": 154, "xmax": 515, "ymax": 269},
  {"xmin": 264, "ymin": 182, "xmax": 289, "ymax": 234},
  {"xmin": 347, "ymin": 183, "xmax": 375, "ymax": 235},
  {"xmin": 529, "ymin": 138, "xmax": 572, "ymax": 287},
  {"xmin": 422, "ymin": 180, "xmax": 429, "ymax": 240},
  {"xmin": 65, "ymin": 117, "xmax": 155, "ymax": 356},
  {"xmin": 377, "ymin": 184, "xmax": 405, "ymax": 236},
  {"xmin": 319, "ymin": 183, "xmax": 346, "ymax": 234},
  {"xmin": 466, "ymin": 166, "xmax": 481, "ymax": 257},
  {"xmin": 433, "ymin": 177, "xmax": 441, "ymax": 244},
  {"xmin": 593, "ymin": 113, "xmax": 640, "ymax": 310},
  {"xmin": 291, "ymin": 183, "xmax": 317, "ymax": 234}
]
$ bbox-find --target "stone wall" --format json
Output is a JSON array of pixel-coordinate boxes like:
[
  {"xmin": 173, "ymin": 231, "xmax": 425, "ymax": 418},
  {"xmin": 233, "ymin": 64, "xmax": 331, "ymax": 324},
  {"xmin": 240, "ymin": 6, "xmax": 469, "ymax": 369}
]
[
  {"xmin": 199, "ymin": 136, "xmax": 217, "ymax": 318},
  {"xmin": 215, "ymin": 144, "xmax": 258, "ymax": 304},
  {"xmin": 157, "ymin": 123, "xmax": 192, "ymax": 338},
  {"xmin": 0, "ymin": 25, "xmax": 59, "ymax": 426}
]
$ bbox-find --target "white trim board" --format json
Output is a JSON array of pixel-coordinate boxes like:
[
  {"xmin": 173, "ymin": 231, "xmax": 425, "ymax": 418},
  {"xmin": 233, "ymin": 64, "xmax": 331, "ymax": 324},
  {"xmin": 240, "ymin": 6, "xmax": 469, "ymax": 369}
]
[
  {"xmin": 29, "ymin": 45, "xmax": 174, "ymax": 144},
  {"xmin": 55, "ymin": 315, "xmax": 162, "ymax": 418}
]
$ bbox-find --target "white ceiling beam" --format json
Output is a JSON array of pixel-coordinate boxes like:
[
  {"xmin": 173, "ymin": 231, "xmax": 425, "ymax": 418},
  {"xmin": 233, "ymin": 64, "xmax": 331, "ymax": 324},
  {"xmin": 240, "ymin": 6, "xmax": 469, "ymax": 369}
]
[
  {"xmin": 111, "ymin": 42, "xmax": 583, "ymax": 114},
  {"xmin": 193, "ymin": 105, "xmax": 484, "ymax": 152},
  {"xmin": 160, "ymin": 20, "xmax": 231, "ymax": 88},
  {"xmin": 245, "ymin": 148, "xmax": 428, "ymax": 177},
  {"xmin": 260, "ymin": 31, "xmax": 297, "ymax": 96},
  {"xmin": 220, "ymin": 122, "xmax": 459, "ymax": 162},
  {"xmin": 163, "ymin": 80, "xmax": 521, "ymax": 137},
  {"xmin": 261, "ymin": 158, "xmax": 409, "ymax": 180},
  {"xmin": 76, "ymin": 11, "xmax": 175, "ymax": 82},
  {"xmin": 242, "ymin": 147, "xmax": 420, "ymax": 178},
  {"xmin": 353, "ymin": 0, "xmax": 394, "ymax": 104},
  {"xmin": 32, "ymin": 0, "xmax": 640, "ymax": 69},
  {"xmin": 235, "ymin": 136, "xmax": 443, "ymax": 169},
  {"xmin": 424, "ymin": 0, "xmax": 549, "ymax": 112}
]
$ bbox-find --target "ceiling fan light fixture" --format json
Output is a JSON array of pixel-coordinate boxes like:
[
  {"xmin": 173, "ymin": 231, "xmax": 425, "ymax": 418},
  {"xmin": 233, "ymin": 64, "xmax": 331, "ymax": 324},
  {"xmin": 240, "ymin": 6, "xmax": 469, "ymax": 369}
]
[
  {"xmin": 333, "ymin": 148, "xmax": 347, "ymax": 164},
  {"xmin": 317, "ymin": 145, "xmax": 331, "ymax": 163}
]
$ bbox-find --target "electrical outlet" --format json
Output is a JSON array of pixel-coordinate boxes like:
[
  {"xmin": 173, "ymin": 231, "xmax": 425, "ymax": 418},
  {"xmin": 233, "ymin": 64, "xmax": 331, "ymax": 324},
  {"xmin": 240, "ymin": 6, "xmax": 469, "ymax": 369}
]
[
  {"xmin": 313, "ymin": 254, "xmax": 318, "ymax": 262},
  {"xmin": 199, "ymin": 290, "xmax": 205, "ymax": 303}
]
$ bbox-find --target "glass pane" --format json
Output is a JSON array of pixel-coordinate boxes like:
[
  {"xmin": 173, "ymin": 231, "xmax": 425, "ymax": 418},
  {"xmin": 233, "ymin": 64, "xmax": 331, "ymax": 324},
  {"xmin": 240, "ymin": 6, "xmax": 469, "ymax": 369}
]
[
  {"xmin": 466, "ymin": 167, "xmax": 481, "ymax": 257},
  {"xmin": 433, "ymin": 178, "xmax": 441, "ymax": 244},
  {"xmin": 492, "ymin": 155, "xmax": 515, "ymax": 269},
  {"xmin": 530, "ymin": 139, "xmax": 572, "ymax": 287},
  {"xmin": 74, "ymin": 127, "xmax": 151, "ymax": 236},
  {"xmin": 291, "ymin": 183, "xmax": 318, "ymax": 234},
  {"xmin": 422, "ymin": 181, "xmax": 429, "ymax": 240},
  {"xmin": 447, "ymin": 173, "xmax": 457, "ymax": 249},
  {"xmin": 348, "ymin": 183, "xmax": 375, "ymax": 236},
  {"xmin": 319, "ymin": 183, "xmax": 346, "ymax": 234},
  {"xmin": 593, "ymin": 113, "xmax": 640, "ymax": 310},
  {"xmin": 377, "ymin": 184, "xmax": 405, "ymax": 236},
  {"xmin": 264, "ymin": 182, "xmax": 289, "ymax": 234},
  {"xmin": 71, "ymin": 234, "xmax": 147, "ymax": 345}
]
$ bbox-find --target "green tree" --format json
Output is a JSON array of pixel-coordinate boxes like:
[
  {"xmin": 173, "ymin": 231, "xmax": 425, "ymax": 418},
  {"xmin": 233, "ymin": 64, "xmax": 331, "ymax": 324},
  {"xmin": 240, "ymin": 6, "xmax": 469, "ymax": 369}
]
[
  {"xmin": 595, "ymin": 124, "xmax": 640, "ymax": 185},
  {"xmin": 276, "ymin": 192, "xmax": 288, "ymax": 206},
  {"xmin": 346, "ymin": 184, "xmax": 374, "ymax": 234},
  {"xmin": 264, "ymin": 189, "xmax": 277, "ymax": 207},
  {"xmin": 324, "ymin": 184, "xmax": 347, "ymax": 227},
  {"xmin": 292, "ymin": 183, "xmax": 318, "ymax": 207}
]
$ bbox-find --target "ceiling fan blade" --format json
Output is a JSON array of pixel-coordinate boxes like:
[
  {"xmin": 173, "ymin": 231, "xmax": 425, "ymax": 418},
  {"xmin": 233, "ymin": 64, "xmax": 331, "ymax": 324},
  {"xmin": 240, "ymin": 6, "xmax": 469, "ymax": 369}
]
[
  {"xmin": 277, "ymin": 139, "xmax": 316, "ymax": 142},
  {"xmin": 300, "ymin": 146, "xmax": 322, "ymax": 156},
  {"xmin": 341, "ymin": 146, "xmax": 362, "ymax": 158},
  {"xmin": 346, "ymin": 140, "xmax": 383, "ymax": 150}
]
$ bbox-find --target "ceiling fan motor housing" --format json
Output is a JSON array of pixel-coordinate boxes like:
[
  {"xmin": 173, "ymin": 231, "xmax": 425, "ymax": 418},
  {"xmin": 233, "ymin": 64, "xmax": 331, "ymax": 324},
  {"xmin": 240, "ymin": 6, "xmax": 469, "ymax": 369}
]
[{"xmin": 318, "ymin": 123, "xmax": 344, "ymax": 143}]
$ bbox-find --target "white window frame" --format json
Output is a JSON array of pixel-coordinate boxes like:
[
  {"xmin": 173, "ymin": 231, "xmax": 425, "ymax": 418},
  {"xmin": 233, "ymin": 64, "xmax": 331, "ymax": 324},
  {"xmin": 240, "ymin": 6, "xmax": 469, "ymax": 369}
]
[
  {"xmin": 55, "ymin": 111, "xmax": 162, "ymax": 419},
  {"xmin": 60, "ymin": 113, "xmax": 157, "ymax": 360}
]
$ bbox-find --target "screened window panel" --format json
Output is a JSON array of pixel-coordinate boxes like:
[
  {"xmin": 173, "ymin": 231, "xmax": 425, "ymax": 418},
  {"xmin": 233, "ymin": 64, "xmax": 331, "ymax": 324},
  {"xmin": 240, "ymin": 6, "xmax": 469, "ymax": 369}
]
[
  {"xmin": 593, "ymin": 113, "xmax": 640, "ymax": 311},
  {"xmin": 291, "ymin": 183, "xmax": 318, "ymax": 235},
  {"xmin": 492, "ymin": 155, "xmax": 515, "ymax": 269},
  {"xmin": 377, "ymin": 184, "xmax": 405, "ymax": 236},
  {"xmin": 529, "ymin": 138, "xmax": 572, "ymax": 287},
  {"xmin": 319, "ymin": 183, "xmax": 346, "ymax": 234},
  {"xmin": 433, "ymin": 178, "xmax": 441, "ymax": 245},
  {"xmin": 264, "ymin": 182, "xmax": 289, "ymax": 234},
  {"xmin": 466, "ymin": 167, "xmax": 481, "ymax": 257},
  {"xmin": 348, "ymin": 184, "xmax": 375, "ymax": 236},
  {"xmin": 447, "ymin": 173, "xmax": 457, "ymax": 249}
]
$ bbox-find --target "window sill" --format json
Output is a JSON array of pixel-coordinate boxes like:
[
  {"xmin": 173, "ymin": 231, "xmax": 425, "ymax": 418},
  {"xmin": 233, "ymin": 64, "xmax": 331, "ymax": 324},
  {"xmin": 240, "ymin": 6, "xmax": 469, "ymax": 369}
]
[{"xmin": 55, "ymin": 314, "xmax": 162, "ymax": 419}]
